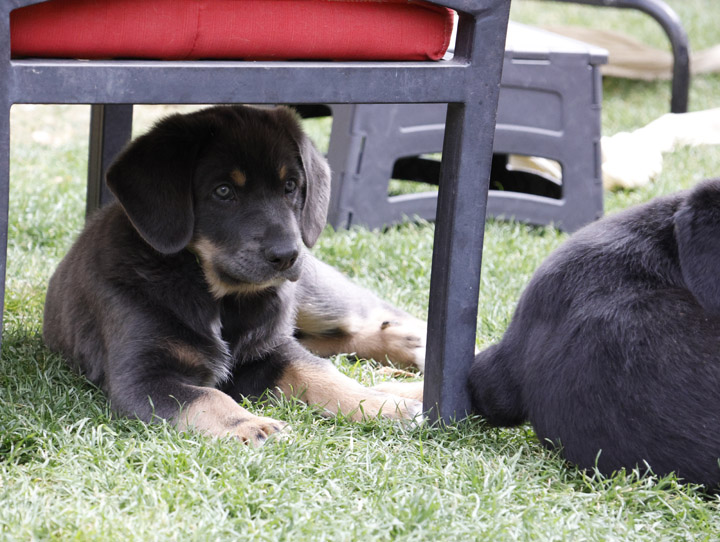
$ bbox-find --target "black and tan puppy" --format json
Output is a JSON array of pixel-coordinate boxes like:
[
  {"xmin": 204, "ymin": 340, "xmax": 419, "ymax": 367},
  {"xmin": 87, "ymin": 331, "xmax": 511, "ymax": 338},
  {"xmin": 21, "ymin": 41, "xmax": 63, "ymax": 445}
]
[
  {"xmin": 44, "ymin": 105, "xmax": 426, "ymax": 445},
  {"xmin": 469, "ymin": 179, "xmax": 720, "ymax": 489}
]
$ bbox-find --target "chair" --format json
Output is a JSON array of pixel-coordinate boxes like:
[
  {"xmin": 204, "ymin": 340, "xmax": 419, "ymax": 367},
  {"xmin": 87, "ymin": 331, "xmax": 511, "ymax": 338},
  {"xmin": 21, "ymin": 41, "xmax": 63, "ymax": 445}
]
[
  {"xmin": 323, "ymin": 23, "xmax": 608, "ymax": 233},
  {"xmin": 319, "ymin": 0, "xmax": 689, "ymax": 232},
  {"xmin": 0, "ymin": 0, "xmax": 512, "ymax": 422},
  {"xmin": 548, "ymin": 0, "xmax": 690, "ymax": 113}
]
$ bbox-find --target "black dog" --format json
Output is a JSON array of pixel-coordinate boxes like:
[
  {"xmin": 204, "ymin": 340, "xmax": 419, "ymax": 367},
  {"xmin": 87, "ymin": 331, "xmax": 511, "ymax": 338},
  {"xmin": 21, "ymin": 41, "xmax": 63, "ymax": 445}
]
[
  {"xmin": 469, "ymin": 179, "xmax": 720, "ymax": 488},
  {"xmin": 44, "ymin": 105, "xmax": 425, "ymax": 445}
]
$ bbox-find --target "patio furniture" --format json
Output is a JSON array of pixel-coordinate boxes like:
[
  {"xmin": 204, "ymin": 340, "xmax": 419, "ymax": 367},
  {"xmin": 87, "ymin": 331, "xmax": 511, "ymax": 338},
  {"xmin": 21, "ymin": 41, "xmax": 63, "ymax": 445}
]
[
  {"xmin": 324, "ymin": 23, "xmax": 608, "ymax": 232},
  {"xmin": 1, "ymin": 0, "xmax": 512, "ymax": 421},
  {"xmin": 549, "ymin": 0, "xmax": 690, "ymax": 113}
]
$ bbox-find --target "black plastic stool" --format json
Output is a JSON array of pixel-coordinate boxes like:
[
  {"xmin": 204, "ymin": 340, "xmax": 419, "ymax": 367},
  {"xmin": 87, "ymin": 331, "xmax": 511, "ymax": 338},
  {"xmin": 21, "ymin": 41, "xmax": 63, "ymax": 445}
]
[{"xmin": 326, "ymin": 23, "xmax": 608, "ymax": 233}]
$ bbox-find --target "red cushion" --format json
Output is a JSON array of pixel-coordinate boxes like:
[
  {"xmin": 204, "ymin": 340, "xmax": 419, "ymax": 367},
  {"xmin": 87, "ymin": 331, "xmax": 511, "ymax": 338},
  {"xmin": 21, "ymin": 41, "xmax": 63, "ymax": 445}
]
[{"xmin": 11, "ymin": 0, "xmax": 454, "ymax": 61}]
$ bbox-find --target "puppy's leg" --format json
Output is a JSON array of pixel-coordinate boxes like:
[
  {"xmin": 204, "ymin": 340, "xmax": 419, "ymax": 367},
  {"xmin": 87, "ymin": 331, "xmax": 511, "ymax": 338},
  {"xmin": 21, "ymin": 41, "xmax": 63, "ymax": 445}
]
[
  {"xmin": 372, "ymin": 381, "xmax": 424, "ymax": 402},
  {"xmin": 109, "ymin": 365, "xmax": 286, "ymax": 445},
  {"xmin": 271, "ymin": 341, "xmax": 424, "ymax": 422},
  {"xmin": 176, "ymin": 386, "xmax": 287, "ymax": 445},
  {"xmin": 296, "ymin": 256, "xmax": 427, "ymax": 371}
]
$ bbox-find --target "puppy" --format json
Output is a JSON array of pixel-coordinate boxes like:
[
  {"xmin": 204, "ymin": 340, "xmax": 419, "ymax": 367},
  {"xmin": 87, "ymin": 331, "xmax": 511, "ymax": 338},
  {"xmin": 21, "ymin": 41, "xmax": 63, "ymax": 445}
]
[
  {"xmin": 469, "ymin": 179, "xmax": 720, "ymax": 489},
  {"xmin": 43, "ymin": 105, "xmax": 425, "ymax": 445}
]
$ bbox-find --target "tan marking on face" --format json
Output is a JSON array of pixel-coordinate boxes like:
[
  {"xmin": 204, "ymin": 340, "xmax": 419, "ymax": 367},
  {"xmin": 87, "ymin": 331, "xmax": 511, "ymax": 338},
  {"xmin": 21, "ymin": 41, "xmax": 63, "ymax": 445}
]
[
  {"xmin": 278, "ymin": 164, "xmax": 288, "ymax": 181},
  {"xmin": 189, "ymin": 237, "xmax": 281, "ymax": 299},
  {"xmin": 231, "ymin": 169, "xmax": 247, "ymax": 187},
  {"xmin": 176, "ymin": 386, "xmax": 287, "ymax": 445},
  {"xmin": 276, "ymin": 358, "xmax": 422, "ymax": 422},
  {"xmin": 296, "ymin": 308, "xmax": 427, "ymax": 371},
  {"xmin": 188, "ymin": 237, "xmax": 226, "ymax": 299}
]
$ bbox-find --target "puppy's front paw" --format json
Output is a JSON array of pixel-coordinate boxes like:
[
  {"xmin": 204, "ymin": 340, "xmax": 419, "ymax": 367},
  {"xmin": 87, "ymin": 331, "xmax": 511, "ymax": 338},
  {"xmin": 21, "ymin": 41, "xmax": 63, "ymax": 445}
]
[
  {"xmin": 225, "ymin": 415, "xmax": 289, "ymax": 446},
  {"xmin": 356, "ymin": 392, "xmax": 424, "ymax": 426},
  {"xmin": 178, "ymin": 388, "xmax": 288, "ymax": 446},
  {"xmin": 386, "ymin": 396, "xmax": 425, "ymax": 427},
  {"xmin": 373, "ymin": 380, "xmax": 424, "ymax": 402},
  {"xmin": 398, "ymin": 397, "xmax": 425, "ymax": 427}
]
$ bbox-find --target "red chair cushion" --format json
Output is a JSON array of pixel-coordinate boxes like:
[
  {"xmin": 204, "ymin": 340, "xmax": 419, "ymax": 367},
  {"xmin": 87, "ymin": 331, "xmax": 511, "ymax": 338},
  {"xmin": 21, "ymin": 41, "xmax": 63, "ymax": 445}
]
[{"xmin": 11, "ymin": 0, "xmax": 454, "ymax": 61}]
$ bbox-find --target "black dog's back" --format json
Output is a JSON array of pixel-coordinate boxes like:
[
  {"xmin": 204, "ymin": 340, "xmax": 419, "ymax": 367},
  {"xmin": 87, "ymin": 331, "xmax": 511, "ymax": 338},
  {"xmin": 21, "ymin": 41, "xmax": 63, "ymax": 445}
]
[{"xmin": 470, "ymin": 180, "xmax": 720, "ymax": 488}]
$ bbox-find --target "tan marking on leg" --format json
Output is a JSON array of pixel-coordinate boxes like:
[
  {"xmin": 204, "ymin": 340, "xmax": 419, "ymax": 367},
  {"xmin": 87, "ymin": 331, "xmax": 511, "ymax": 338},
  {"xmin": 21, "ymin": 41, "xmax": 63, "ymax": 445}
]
[
  {"xmin": 165, "ymin": 341, "xmax": 206, "ymax": 368},
  {"xmin": 297, "ymin": 308, "xmax": 427, "ymax": 371},
  {"xmin": 176, "ymin": 387, "xmax": 287, "ymax": 445},
  {"xmin": 276, "ymin": 360, "xmax": 423, "ymax": 422},
  {"xmin": 231, "ymin": 169, "xmax": 247, "ymax": 187}
]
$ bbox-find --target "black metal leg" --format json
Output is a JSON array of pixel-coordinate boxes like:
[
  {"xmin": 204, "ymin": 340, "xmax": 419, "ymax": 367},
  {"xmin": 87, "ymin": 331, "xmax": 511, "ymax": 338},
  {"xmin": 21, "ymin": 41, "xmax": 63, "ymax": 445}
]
[
  {"xmin": 424, "ymin": 103, "xmax": 497, "ymax": 422},
  {"xmin": 0, "ymin": 104, "xmax": 10, "ymax": 349},
  {"xmin": 87, "ymin": 104, "xmax": 133, "ymax": 215},
  {"xmin": 422, "ymin": 2, "xmax": 510, "ymax": 423}
]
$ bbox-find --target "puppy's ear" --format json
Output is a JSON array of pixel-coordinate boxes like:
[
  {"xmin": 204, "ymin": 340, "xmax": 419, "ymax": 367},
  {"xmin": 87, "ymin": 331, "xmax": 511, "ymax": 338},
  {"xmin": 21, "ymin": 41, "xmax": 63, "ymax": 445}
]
[
  {"xmin": 299, "ymin": 136, "xmax": 331, "ymax": 247},
  {"xmin": 675, "ymin": 179, "xmax": 720, "ymax": 314},
  {"xmin": 274, "ymin": 107, "xmax": 331, "ymax": 248},
  {"xmin": 106, "ymin": 114, "xmax": 205, "ymax": 254}
]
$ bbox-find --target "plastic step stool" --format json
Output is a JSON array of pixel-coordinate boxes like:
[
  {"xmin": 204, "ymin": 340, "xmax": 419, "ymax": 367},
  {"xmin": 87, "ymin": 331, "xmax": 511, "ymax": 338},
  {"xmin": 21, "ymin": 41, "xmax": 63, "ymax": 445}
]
[{"xmin": 324, "ymin": 22, "xmax": 608, "ymax": 232}]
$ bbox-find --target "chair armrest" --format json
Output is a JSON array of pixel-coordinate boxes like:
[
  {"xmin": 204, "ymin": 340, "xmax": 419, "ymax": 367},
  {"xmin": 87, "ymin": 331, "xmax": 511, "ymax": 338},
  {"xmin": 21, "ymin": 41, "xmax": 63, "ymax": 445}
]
[{"xmin": 546, "ymin": 0, "xmax": 689, "ymax": 111}]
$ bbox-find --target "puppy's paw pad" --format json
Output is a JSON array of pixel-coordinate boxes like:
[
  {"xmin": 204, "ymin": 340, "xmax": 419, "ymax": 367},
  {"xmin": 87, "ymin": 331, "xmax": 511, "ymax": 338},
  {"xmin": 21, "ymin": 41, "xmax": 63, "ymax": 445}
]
[
  {"xmin": 372, "ymin": 380, "xmax": 424, "ymax": 402},
  {"xmin": 229, "ymin": 415, "xmax": 289, "ymax": 447},
  {"xmin": 381, "ymin": 322, "xmax": 424, "ymax": 347},
  {"xmin": 394, "ymin": 398, "xmax": 425, "ymax": 427},
  {"xmin": 405, "ymin": 403, "xmax": 425, "ymax": 428},
  {"xmin": 374, "ymin": 396, "xmax": 423, "ymax": 422}
]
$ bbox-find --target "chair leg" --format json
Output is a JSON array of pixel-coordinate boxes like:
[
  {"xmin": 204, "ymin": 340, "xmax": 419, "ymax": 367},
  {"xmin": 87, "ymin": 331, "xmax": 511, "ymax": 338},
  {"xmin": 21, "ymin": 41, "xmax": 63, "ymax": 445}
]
[
  {"xmin": 0, "ymin": 104, "xmax": 10, "ymax": 350},
  {"xmin": 325, "ymin": 104, "xmax": 362, "ymax": 230},
  {"xmin": 423, "ymin": 102, "xmax": 497, "ymax": 423},
  {"xmin": 87, "ymin": 104, "xmax": 133, "ymax": 215}
]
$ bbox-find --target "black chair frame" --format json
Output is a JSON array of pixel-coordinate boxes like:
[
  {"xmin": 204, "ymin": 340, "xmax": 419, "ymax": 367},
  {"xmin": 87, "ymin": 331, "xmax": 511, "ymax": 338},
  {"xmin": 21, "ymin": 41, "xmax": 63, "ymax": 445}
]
[
  {"xmin": 0, "ymin": 0, "xmax": 512, "ymax": 422},
  {"xmin": 549, "ymin": 0, "xmax": 690, "ymax": 113}
]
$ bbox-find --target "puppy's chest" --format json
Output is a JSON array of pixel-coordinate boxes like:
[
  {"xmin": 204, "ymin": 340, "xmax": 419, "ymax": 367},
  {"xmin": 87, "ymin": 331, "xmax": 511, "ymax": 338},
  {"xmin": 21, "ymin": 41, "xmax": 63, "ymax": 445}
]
[{"xmin": 217, "ymin": 290, "xmax": 295, "ymax": 363}]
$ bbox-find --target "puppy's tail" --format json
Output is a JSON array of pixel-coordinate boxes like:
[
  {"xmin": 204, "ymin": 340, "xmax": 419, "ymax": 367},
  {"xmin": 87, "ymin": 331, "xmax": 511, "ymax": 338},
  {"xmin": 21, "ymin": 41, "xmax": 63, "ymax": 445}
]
[{"xmin": 468, "ymin": 343, "xmax": 526, "ymax": 427}]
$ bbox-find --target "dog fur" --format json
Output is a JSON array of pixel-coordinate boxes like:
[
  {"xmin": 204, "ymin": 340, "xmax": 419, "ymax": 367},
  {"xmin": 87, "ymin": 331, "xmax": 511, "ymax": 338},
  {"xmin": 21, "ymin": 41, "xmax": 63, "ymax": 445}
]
[
  {"xmin": 469, "ymin": 179, "xmax": 720, "ymax": 489},
  {"xmin": 43, "ymin": 105, "xmax": 425, "ymax": 444}
]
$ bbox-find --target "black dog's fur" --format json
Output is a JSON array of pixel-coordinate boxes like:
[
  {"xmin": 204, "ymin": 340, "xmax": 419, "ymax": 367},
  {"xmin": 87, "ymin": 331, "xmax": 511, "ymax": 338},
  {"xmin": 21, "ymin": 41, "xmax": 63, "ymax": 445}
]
[
  {"xmin": 44, "ymin": 105, "xmax": 424, "ymax": 444},
  {"xmin": 469, "ymin": 179, "xmax": 720, "ymax": 488}
]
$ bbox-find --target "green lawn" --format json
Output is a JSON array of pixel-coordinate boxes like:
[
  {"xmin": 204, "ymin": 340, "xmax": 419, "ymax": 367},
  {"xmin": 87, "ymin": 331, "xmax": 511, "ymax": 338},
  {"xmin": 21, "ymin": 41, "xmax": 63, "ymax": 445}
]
[{"xmin": 2, "ymin": 1, "xmax": 720, "ymax": 540}]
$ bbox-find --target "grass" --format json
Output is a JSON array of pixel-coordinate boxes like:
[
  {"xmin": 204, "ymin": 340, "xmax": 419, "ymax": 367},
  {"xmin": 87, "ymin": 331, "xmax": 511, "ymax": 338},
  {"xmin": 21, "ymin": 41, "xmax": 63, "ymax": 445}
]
[{"xmin": 2, "ymin": 0, "xmax": 720, "ymax": 539}]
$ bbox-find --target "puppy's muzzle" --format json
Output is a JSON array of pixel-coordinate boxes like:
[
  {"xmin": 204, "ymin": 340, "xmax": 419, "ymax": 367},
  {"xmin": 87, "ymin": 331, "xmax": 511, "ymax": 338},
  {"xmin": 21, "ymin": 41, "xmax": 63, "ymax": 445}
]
[{"xmin": 264, "ymin": 241, "xmax": 299, "ymax": 272}]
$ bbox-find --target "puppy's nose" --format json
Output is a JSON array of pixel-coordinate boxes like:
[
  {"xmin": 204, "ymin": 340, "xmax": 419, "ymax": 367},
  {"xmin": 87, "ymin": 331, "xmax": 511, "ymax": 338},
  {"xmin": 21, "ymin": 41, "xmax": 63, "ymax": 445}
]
[{"xmin": 264, "ymin": 243, "xmax": 299, "ymax": 271}]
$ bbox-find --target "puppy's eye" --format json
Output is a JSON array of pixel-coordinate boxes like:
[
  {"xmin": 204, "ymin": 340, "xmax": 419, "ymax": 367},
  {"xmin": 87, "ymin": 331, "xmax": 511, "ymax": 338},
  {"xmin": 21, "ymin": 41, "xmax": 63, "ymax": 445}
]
[
  {"xmin": 214, "ymin": 184, "xmax": 233, "ymax": 200},
  {"xmin": 284, "ymin": 180, "xmax": 298, "ymax": 195}
]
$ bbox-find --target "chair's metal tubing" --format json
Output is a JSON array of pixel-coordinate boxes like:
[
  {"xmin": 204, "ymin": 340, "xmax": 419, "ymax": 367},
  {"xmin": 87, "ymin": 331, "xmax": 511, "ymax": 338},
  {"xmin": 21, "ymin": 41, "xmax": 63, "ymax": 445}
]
[
  {"xmin": 423, "ymin": 1, "xmax": 510, "ymax": 423},
  {"xmin": 87, "ymin": 104, "xmax": 133, "ymax": 215},
  {"xmin": 549, "ymin": 0, "xmax": 690, "ymax": 112},
  {"xmin": 0, "ymin": 104, "xmax": 9, "ymax": 340},
  {"xmin": 423, "ymin": 103, "xmax": 491, "ymax": 423},
  {"xmin": 8, "ymin": 61, "xmax": 472, "ymax": 106}
]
